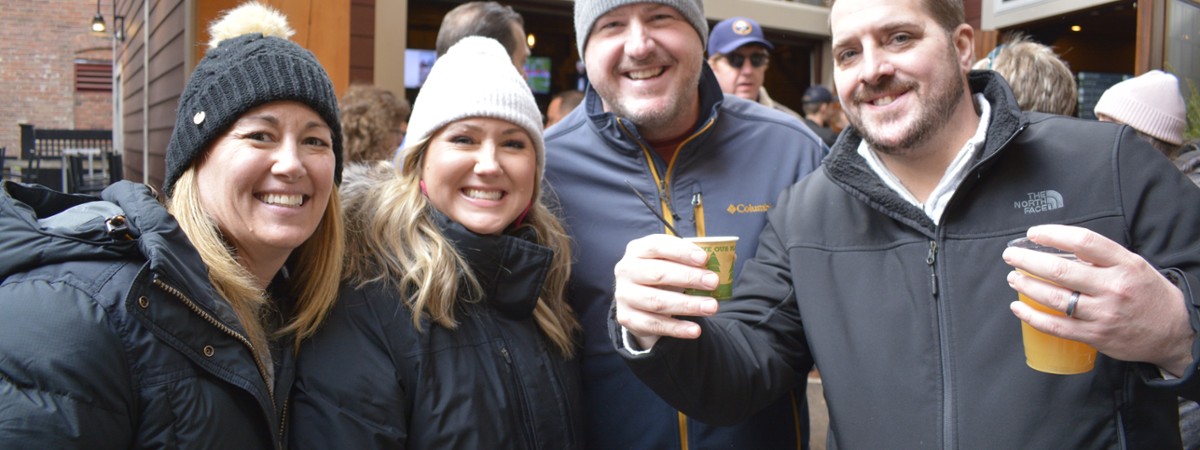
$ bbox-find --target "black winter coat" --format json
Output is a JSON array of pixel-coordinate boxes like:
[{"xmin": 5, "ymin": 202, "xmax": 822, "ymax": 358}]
[
  {"xmin": 617, "ymin": 71, "xmax": 1200, "ymax": 448},
  {"xmin": 0, "ymin": 181, "xmax": 293, "ymax": 449},
  {"xmin": 290, "ymin": 212, "xmax": 584, "ymax": 449}
]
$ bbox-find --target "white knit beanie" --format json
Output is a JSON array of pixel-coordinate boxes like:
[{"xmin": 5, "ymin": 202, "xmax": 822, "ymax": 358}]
[
  {"xmin": 1094, "ymin": 70, "xmax": 1187, "ymax": 146},
  {"xmin": 574, "ymin": 0, "xmax": 707, "ymax": 60},
  {"xmin": 401, "ymin": 36, "xmax": 544, "ymax": 179}
]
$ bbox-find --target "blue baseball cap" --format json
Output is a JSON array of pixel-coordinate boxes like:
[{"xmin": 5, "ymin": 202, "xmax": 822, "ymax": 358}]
[
  {"xmin": 707, "ymin": 17, "xmax": 773, "ymax": 57},
  {"xmin": 803, "ymin": 85, "xmax": 834, "ymax": 104}
]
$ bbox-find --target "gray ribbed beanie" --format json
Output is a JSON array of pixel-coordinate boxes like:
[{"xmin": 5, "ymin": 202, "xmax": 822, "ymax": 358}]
[
  {"xmin": 574, "ymin": 0, "xmax": 707, "ymax": 60},
  {"xmin": 164, "ymin": 3, "xmax": 342, "ymax": 196},
  {"xmin": 401, "ymin": 36, "xmax": 545, "ymax": 187}
]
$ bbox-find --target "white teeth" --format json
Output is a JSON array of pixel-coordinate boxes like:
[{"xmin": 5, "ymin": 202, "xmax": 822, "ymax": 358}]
[
  {"xmin": 260, "ymin": 193, "xmax": 303, "ymax": 207},
  {"xmin": 628, "ymin": 68, "xmax": 663, "ymax": 80},
  {"xmin": 873, "ymin": 95, "xmax": 896, "ymax": 106},
  {"xmin": 464, "ymin": 189, "xmax": 502, "ymax": 201}
]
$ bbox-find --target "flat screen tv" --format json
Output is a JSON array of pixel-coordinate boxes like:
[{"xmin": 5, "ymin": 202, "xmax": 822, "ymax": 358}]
[
  {"xmin": 524, "ymin": 56, "xmax": 551, "ymax": 94},
  {"xmin": 404, "ymin": 49, "xmax": 438, "ymax": 89}
]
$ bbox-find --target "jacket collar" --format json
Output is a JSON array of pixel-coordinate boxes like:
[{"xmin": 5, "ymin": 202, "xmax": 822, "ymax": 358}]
[
  {"xmin": 0, "ymin": 180, "xmax": 247, "ymax": 332},
  {"xmin": 106, "ymin": 182, "xmax": 249, "ymax": 330},
  {"xmin": 0, "ymin": 182, "xmax": 128, "ymax": 278},
  {"xmin": 582, "ymin": 63, "xmax": 725, "ymax": 156},
  {"xmin": 823, "ymin": 70, "xmax": 1029, "ymax": 232},
  {"xmin": 432, "ymin": 209, "xmax": 554, "ymax": 320}
]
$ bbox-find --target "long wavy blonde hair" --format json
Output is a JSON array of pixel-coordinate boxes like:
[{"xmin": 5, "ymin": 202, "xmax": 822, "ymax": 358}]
[
  {"xmin": 342, "ymin": 139, "xmax": 579, "ymax": 358},
  {"xmin": 168, "ymin": 168, "xmax": 344, "ymax": 359}
]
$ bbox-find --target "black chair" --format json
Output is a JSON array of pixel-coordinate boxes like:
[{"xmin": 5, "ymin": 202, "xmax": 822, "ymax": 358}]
[
  {"xmin": 67, "ymin": 153, "xmax": 107, "ymax": 195},
  {"xmin": 108, "ymin": 152, "xmax": 123, "ymax": 184},
  {"xmin": 2, "ymin": 147, "xmax": 43, "ymax": 184}
]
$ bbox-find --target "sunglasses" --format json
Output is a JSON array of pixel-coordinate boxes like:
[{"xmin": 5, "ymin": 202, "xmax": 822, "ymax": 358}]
[{"xmin": 723, "ymin": 53, "xmax": 769, "ymax": 69}]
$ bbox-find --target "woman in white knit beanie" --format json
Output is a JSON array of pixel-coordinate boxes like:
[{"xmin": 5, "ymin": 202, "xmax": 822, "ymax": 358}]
[
  {"xmin": 290, "ymin": 36, "xmax": 584, "ymax": 449},
  {"xmin": 1094, "ymin": 70, "xmax": 1188, "ymax": 157}
]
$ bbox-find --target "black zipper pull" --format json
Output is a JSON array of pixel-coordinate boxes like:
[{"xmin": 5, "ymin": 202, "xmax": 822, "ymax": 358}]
[
  {"xmin": 926, "ymin": 241, "xmax": 938, "ymax": 297},
  {"xmin": 105, "ymin": 215, "xmax": 134, "ymax": 240},
  {"xmin": 499, "ymin": 345, "xmax": 512, "ymax": 364}
]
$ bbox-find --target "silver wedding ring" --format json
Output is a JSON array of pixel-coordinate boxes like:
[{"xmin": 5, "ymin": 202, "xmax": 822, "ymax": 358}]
[{"xmin": 1066, "ymin": 291, "xmax": 1081, "ymax": 318}]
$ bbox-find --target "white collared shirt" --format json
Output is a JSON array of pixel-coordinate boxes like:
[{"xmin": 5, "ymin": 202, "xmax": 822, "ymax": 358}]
[{"xmin": 857, "ymin": 94, "xmax": 991, "ymax": 225}]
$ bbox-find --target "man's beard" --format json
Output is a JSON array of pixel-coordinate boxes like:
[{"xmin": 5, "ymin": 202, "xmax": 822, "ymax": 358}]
[
  {"xmin": 594, "ymin": 60, "xmax": 702, "ymax": 135},
  {"xmin": 847, "ymin": 50, "xmax": 965, "ymax": 156}
]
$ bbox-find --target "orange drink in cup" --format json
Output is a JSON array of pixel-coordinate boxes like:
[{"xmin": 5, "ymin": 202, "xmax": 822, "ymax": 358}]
[{"xmin": 1007, "ymin": 237, "xmax": 1097, "ymax": 375}]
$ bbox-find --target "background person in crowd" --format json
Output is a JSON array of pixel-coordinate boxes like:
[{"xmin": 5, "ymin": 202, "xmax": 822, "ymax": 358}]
[
  {"xmin": 800, "ymin": 85, "xmax": 840, "ymax": 147},
  {"xmin": 1095, "ymin": 69, "xmax": 1188, "ymax": 158},
  {"xmin": 707, "ymin": 16, "xmax": 804, "ymax": 122},
  {"xmin": 392, "ymin": 0, "xmax": 532, "ymax": 156},
  {"xmin": 1092, "ymin": 68, "xmax": 1199, "ymax": 446},
  {"xmin": 1175, "ymin": 139, "xmax": 1200, "ymax": 187},
  {"xmin": 289, "ymin": 37, "xmax": 583, "ymax": 449},
  {"xmin": 610, "ymin": 0, "xmax": 1200, "ymax": 447},
  {"xmin": 544, "ymin": 0, "xmax": 825, "ymax": 448},
  {"xmin": 0, "ymin": 3, "xmax": 344, "ymax": 447},
  {"xmin": 545, "ymin": 89, "xmax": 583, "ymax": 128},
  {"xmin": 975, "ymin": 33, "xmax": 1077, "ymax": 116},
  {"xmin": 340, "ymin": 84, "xmax": 410, "ymax": 162},
  {"xmin": 435, "ymin": 1, "xmax": 530, "ymax": 75}
]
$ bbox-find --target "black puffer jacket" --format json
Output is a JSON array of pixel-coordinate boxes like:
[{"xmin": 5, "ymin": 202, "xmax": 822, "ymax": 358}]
[
  {"xmin": 0, "ymin": 181, "xmax": 293, "ymax": 449},
  {"xmin": 290, "ymin": 211, "xmax": 584, "ymax": 449}
]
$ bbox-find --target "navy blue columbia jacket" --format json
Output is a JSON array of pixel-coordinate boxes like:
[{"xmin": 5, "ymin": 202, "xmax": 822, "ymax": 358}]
[{"xmin": 545, "ymin": 64, "xmax": 826, "ymax": 449}]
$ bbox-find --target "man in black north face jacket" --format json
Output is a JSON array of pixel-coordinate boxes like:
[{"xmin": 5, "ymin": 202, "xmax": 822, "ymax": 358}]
[{"xmin": 609, "ymin": 0, "xmax": 1200, "ymax": 448}]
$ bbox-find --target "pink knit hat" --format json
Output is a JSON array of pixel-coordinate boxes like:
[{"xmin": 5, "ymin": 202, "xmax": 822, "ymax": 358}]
[{"xmin": 1094, "ymin": 70, "xmax": 1186, "ymax": 146}]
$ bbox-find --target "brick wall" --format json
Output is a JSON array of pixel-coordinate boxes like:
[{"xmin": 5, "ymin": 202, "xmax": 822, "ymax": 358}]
[{"xmin": 0, "ymin": 0, "xmax": 114, "ymax": 155}]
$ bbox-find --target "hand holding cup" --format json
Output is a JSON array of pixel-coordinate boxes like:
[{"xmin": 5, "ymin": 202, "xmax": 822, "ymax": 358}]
[{"xmin": 1004, "ymin": 225, "xmax": 1194, "ymax": 377}]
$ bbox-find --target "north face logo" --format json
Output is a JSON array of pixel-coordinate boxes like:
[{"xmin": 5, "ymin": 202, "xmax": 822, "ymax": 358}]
[{"xmin": 1014, "ymin": 190, "xmax": 1064, "ymax": 214}]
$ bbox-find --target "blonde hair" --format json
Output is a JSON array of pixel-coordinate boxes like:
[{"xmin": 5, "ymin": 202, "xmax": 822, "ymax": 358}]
[
  {"xmin": 342, "ymin": 139, "xmax": 579, "ymax": 358},
  {"xmin": 986, "ymin": 34, "xmax": 1077, "ymax": 116},
  {"xmin": 168, "ymin": 168, "xmax": 344, "ymax": 358}
]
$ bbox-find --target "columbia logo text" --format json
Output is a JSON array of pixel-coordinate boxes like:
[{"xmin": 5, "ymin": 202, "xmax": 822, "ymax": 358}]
[
  {"xmin": 726, "ymin": 203, "xmax": 772, "ymax": 214},
  {"xmin": 1014, "ymin": 190, "xmax": 1064, "ymax": 214}
]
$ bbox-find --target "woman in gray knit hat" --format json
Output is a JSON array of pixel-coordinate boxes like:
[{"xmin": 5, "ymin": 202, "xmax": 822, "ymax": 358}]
[
  {"xmin": 290, "ymin": 36, "xmax": 583, "ymax": 449},
  {"xmin": 0, "ymin": 3, "xmax": 342, "ymax": 448}
]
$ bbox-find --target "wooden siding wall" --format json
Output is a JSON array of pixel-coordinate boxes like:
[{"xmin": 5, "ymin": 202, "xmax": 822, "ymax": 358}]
[
  {"xmin": 116, "ymin": 0, "xmax": 187, "ymax": 188},
  {"xmin": 350, "ymin": 0, "xmax": 375, "ymax": 84}
]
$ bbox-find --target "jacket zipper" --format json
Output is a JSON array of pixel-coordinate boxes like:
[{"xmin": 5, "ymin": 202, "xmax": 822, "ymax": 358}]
[
  {"xmin": 927, "ymin": 238, "xmax": 956, "ymax": 449},
  {"xmin": 926, "ymin": 241, "xmax": 938, "ymax": 298},
  {"xmin": 692, "ymin": 193, "xmax": 706, "ymax": 238},
  {"xmin": 618, "ymin": 117, "xmax": 717, "ymax": 450},
  {"xmin": 928, "ymin": 122, "xmax": 1026, "ymax": 449},
  {"xmin": 617, "ymin": 117, "xmax": 716, "ymax": 238},
  {"xmin": 278, "ymin": 397, "xmax": 288, "ymax": 450},
  {"xmin": 151, "ymin": 278, "xmax": 275, "ymax": 410},
  {"xmin": 498, "ymin": 344, "xmax": 538, "ymax": 448}
]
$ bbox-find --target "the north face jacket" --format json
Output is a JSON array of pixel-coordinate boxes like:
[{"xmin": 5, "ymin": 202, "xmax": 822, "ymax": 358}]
[
  {"xmin": 545, "ymin": 63, "xmax": 825, "ymax": 449},
  {"xmin": 0, "ymin": 181, "xmax": 293, "ymax": 449},
  {"xmin": 290, "ymin": 184, "xmax": 583, "ymax": 449},
  {"xmin": 615, "ymin": 70, "xmax": 1200, "ymax": 448}
]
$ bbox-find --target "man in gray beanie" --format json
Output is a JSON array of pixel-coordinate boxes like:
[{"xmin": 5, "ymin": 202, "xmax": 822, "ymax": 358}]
[{"xmin": 543, "ymin": 0, "xmax": 825, "ymax": 448}]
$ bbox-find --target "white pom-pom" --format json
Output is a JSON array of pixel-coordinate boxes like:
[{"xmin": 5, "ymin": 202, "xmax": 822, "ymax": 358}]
[{"xmin": 207, "ymin": 2, "xmax": 294, "ymax": 49}]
